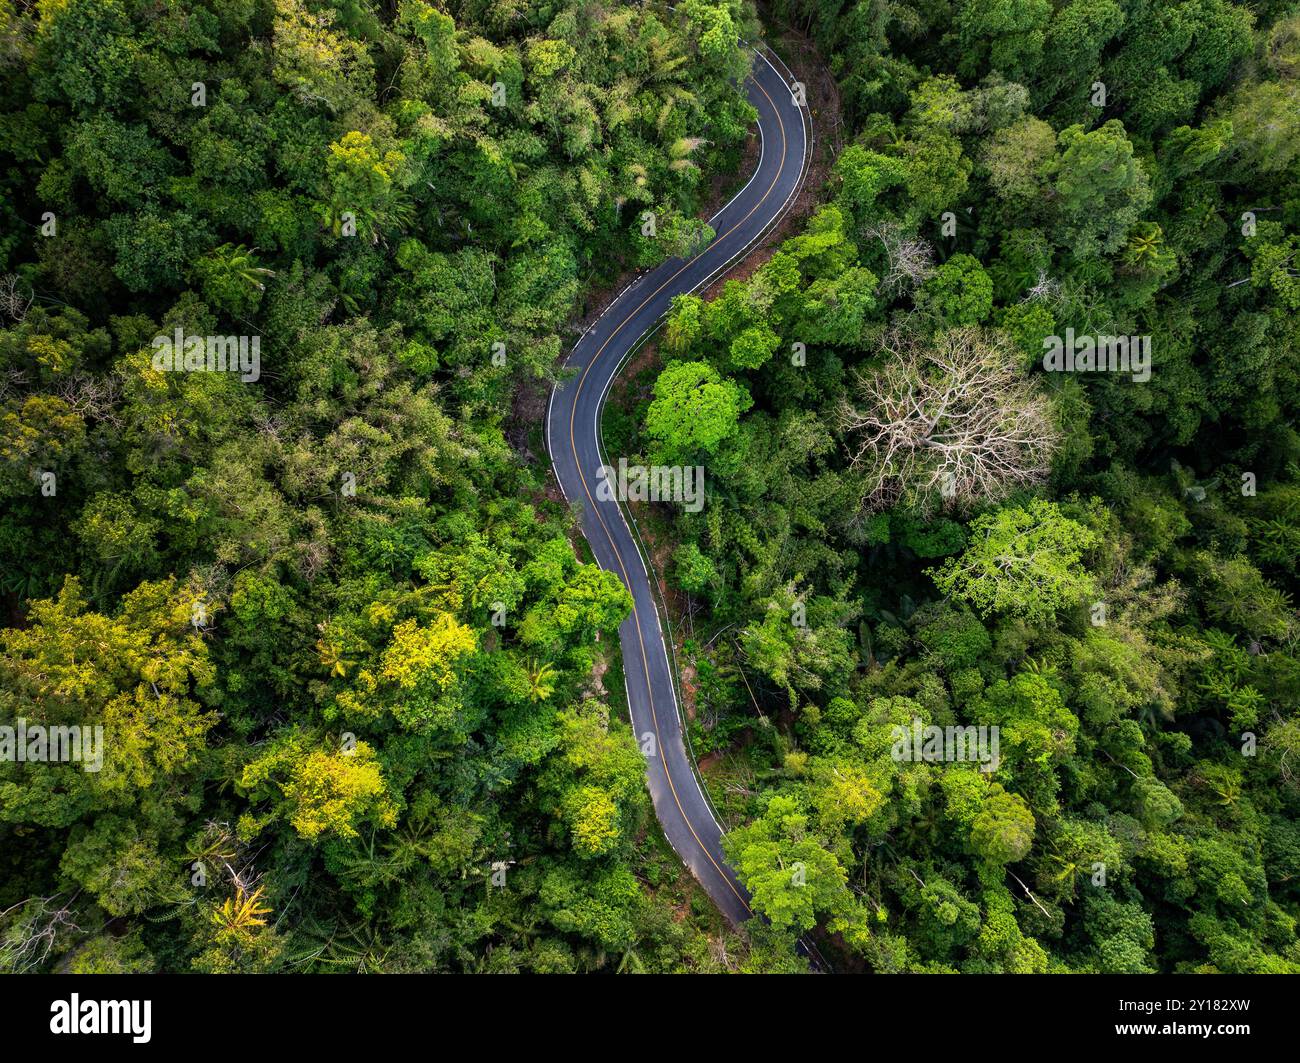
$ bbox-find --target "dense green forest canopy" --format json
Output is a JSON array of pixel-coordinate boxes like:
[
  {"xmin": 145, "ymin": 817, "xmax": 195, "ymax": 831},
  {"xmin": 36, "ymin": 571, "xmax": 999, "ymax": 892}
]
[
  {"xmin": 1, "ymin": 0, "xmax": 1298, "ymax": 975},
  {"xmin": 628, "ymin": 0, "xmax": 1300, "ymax": 972},
  {"xmin": 0, "ymin": 0, "xmax": 766, "ymax": 973}
]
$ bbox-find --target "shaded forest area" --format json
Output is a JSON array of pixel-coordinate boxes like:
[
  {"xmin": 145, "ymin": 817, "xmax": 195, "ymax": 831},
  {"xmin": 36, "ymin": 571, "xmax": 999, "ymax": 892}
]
[
  {"xmin": 0, "ymin": 0, "xmax": 769, "ymax": 973},
  {"xmin": 1, "ymin": 0, "xmax": 1298, "ymax": 976},
  {"xmin": 627, "ymin": 0, "xmax": 1300, "ymax": 971}
]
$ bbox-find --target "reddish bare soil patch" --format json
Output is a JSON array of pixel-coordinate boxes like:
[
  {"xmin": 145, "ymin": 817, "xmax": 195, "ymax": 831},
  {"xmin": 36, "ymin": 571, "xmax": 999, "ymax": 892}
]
[
  {"xmin": 588, "ymin": 642, "xmax": 609, "ymax": 698},
  {"xmin": 679, "ymin": 659, "xmax": 699, "ymax": 722}
]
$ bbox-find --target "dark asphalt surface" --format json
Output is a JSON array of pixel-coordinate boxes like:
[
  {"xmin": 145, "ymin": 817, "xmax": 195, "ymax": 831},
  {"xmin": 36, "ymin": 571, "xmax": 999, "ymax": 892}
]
[{"xmin": 546, "ymin": 47, "xmax": 809, "ymax": 931}]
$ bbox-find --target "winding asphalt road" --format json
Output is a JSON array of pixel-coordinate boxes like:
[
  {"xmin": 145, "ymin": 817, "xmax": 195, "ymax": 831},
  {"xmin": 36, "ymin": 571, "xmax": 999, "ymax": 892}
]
[{"xmin": 546, "ymin": 47, "xmax": 810, "ymax": 932}]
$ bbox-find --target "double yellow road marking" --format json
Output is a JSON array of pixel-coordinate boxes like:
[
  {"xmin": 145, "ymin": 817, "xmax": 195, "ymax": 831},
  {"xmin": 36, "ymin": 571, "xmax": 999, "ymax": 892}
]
[{"xmin": 564, "ymin": 69, "xmax": 794, "ymax": 918}]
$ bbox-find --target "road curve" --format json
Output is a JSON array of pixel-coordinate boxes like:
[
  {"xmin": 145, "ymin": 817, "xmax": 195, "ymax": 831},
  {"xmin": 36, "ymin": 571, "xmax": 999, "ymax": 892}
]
[{"xmin": 545, "ymin": 47, "xmax": 810, "ymax": 930}]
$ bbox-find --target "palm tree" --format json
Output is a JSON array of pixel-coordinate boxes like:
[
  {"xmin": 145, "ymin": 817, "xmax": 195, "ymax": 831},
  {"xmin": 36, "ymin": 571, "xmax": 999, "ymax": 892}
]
[
  {"xmin": 291, "ymin": 915, "xmax": 392, "ymax": 974},
  {"xmin": 207, "ymin": 243, "xmax": 276, "ymax": 293},
  {"xmin": 211, "ymin": 885, "xmax": 271, "ymax": 940},
  {"xmin": 316, "ymin": 625, "xmax": 355, "ymax": 677},
  {"xmin": 526, "ymin": 660, "xmax": 557, "ymax": 702},
  {"xmin": 1043, "ymin": 853, "xmax": 1084, "ymax": 898},
  {"xmin": 1022, "ymin": 656, "xmax": 1059, "ymax": 679},
  {"xmin": 1125, "ymin": 224, "xmax": 1163, "ymax": 266}
]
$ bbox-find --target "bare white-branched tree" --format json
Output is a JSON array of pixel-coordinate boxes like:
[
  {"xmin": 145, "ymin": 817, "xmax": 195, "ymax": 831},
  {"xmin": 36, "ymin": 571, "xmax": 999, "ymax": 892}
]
[
  {"xmin": 837, "ymin": 326, "xmax": 1059, "ymax": 514},
  {"xmin": 1024, "ymin": 269, "xmax": 1061, "ymax": 303},
  {"xmin": 58, "ymin": 372, "xmax": 124, "ymax": 427},
  {"xmin": 863, "ymin": 220, "xmax": 936, "ymax": 294},
  {"xmin": 0, "ymin": 893, "xmax": 83, "ymax": 973},
  {"xmin": 0, "ymin": 273, "xmax": 33, "ymax": 322}
]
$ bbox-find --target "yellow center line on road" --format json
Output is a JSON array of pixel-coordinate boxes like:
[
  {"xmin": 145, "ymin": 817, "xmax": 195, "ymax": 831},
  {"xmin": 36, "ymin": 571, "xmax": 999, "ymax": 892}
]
[{"xmin": 564, "ymin": 70, "xmax": 793, "ymax": 918}]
